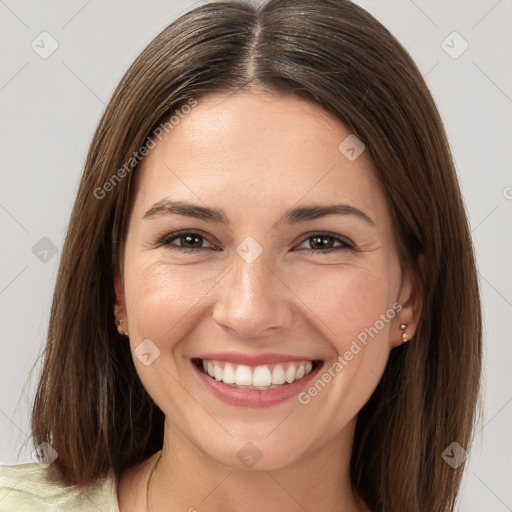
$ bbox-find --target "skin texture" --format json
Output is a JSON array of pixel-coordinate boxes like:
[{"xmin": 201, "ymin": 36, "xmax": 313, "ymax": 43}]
[{"xmin": 114, "ymin": 90, "xmax": 421, "ymax": 512}]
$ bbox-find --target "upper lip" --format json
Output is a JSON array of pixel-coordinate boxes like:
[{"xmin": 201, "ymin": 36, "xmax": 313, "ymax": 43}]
[{"xmin": 194, "ymin": 352, "xmax": 320, "ymax": 366}]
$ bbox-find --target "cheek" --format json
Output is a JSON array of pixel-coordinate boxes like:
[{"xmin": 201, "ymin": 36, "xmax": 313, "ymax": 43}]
[
  {"xmin": 289, "ymin": 270, "xmax": 396, "ymax": 432},
  {"xmin": 294, "ymin": 262, "xmax": 398, "ymax": 347},
  {"xmin": 122, "ymin": 257, "xmax": 223, "ymax": 415},
  {"xmin": 291, "ymin": 262, "xmax": 399, "ymax": 411},
  {"xmin": 124, "ymin": 261, "xmax": 214, "ymax": 341}
]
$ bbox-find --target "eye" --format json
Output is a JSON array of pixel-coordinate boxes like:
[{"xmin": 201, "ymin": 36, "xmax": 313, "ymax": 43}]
[
  {"xmin": 159, "ymin": 230, "xmax": 216, "ymax": 252},
  {"xmin": 297, "ymin": 232, "xmax": 354, "ymax": 255},
  {"xmin": 158, "ymin": 230, "xmax": 354, "ymax": 255}
]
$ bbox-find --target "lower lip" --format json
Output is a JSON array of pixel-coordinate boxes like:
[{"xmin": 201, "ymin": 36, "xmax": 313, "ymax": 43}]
[{"xmin": 190, "ymin": 359, "xmax": 323, "ymax": 408}]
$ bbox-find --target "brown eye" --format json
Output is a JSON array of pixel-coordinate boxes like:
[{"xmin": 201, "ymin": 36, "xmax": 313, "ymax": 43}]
[
  {"xmin": 297, "ymin": 233, "xmax": 354, "ymax": 255},
  {"xmin": 160, "ymin": 231, "xmax": 215, "ymax": 252}
]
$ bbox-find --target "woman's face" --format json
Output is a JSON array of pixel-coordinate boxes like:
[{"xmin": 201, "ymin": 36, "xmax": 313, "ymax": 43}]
[{"xmin": 115, "ymin": 90, "xmax": 418, "ymax": 470}]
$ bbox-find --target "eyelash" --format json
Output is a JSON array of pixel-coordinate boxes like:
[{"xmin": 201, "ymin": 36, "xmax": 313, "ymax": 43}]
[{"xmin": 158, "ymin": 230, "xmax": 354, "ymax": 255}]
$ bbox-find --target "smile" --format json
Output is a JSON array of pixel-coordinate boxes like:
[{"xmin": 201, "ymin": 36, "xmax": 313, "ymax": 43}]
[
  {"xmin": 195, "ymin": 358, "xmax": 318, "ymax": 390},
  {"xmin": 190, "ymin": 356, "xmax": 324, "ymax": 407}
]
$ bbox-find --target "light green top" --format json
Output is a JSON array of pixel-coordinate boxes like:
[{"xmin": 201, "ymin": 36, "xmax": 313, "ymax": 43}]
[{"xmin": 0, "ymin": 462, "xmax": 120, "ymax": 511}]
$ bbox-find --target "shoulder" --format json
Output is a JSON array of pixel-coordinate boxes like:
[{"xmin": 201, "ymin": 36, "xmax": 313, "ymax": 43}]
[{"xmin": 0, "ymin": 462, "xmax": 120, "ymax": 511}]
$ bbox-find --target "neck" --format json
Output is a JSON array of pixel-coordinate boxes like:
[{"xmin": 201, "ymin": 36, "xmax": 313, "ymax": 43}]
[{"xmin": 146, "ymin": 418, "xmax": 367, "ymax": 512}]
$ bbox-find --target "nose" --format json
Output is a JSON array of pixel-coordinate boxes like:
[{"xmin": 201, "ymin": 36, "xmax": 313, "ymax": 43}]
[{"xmin": 212, "ymin": 248, "xmax": 294, "ymax": 338}]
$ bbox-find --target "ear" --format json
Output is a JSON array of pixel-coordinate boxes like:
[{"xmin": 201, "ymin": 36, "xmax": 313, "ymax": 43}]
[
  {"xmin": 391, "ymin": 255, "xmax": 423, "ymax": 348},
  {"xmin": 113, "ymin": 271, "xmax": 128, "ymax": 334}
]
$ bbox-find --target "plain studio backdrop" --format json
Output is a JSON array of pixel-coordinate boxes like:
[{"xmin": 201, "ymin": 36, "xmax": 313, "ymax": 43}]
[{"xmin": 0, "ymin": 1, "xmax": 511, "ymax": 511}]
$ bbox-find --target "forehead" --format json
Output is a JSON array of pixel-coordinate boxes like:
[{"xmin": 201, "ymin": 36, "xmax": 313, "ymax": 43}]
[{"xmin": 132, "ymin": 90, "xmax": 389, "ymax": 226}]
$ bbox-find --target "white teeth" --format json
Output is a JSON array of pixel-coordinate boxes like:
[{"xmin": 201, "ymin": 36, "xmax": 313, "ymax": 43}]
[
  {"xmin": 222, "ymin": 363, "xmax": 235, "ymax": 384},
  {"xmin": 198, "ymin": 359, "xmax": 316, "ymax": 389},
  {"xmin": 284, "ymin": 365, "xmax": 296, "ymax": 383},
  {"xmin": 252, "ymin": 366, "xmax": 272, "ymax": 387},
  {"xmin": 213, "ymin": 364, "xmax": 223, "ymax": 381},
  {"xmin": 235, "ymin": 364, "xmax": 253, "ymax": 386},
  {"xmin": 271, "ymin": 365, "xmax": 285, "ymax": 385}
]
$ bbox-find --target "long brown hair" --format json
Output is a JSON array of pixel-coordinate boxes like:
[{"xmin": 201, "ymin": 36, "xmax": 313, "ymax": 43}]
[{"xmin": 30, "ymin": 1, "xmax": 482, "ymax": 510}]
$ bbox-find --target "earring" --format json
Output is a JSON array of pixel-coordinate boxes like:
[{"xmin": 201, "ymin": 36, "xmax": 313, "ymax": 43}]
[
  {"xmin": 115, "ymin": 318, "xmax": 129, "ymax": 337},
  {"xmin": 399, "ymin": 323, "xmax": 409, "ymax": 343}
]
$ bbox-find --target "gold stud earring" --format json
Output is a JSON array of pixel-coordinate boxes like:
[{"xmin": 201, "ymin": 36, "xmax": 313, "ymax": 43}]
[
  {"xmin": 115, "ymin": 318, "xmax": 129, "ymax": 337},
  {"xmin": 399, "ymin": 323, "xmax": 409, "ymax": 343}
]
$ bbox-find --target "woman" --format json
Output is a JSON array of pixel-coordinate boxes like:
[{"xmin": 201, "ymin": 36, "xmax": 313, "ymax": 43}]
[{"xmin": 0, "ymin": 0, "xmax": 482, "ymax": 511}]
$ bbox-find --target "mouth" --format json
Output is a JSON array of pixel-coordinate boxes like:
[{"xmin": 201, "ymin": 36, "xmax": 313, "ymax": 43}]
[{"xmin": 191, "ymin": 357, "xmax": 324, "ymax": 391}]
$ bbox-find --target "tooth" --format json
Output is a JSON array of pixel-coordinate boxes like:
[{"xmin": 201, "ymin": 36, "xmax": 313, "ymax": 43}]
[
  {"xmin": 271, "ymin": 364, "xmax": 285, "ymax": 385},
  {"xmin": 284, "ymin": 364, "xmax": 296, "ymax": 383},
  {"xmin": 235, "ymin": 364, "xmax": 253, "ymax": 386},
  {"xmin": 253, "ymin": 366, "xmax": 272, "ymax": 387},
  {"xmin": 223, "ymin": 363, "xmax": 235, "ymax": 384},
  {"xmin": 203, "ymin": 359, "xmax": 314, "ymax": 387},
  {"xmin": 213, "ymin": 362, "xmax": 223, "ymax": 381}
]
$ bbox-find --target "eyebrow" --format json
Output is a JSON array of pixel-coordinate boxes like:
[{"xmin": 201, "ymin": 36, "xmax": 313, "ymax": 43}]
[{"xmin": 143, "ymin": 199, "xmax": 375, "ymax": 227}]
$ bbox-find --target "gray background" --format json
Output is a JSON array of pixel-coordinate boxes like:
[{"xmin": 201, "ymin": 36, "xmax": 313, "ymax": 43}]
[{"xmin": 1, "ymin": 1, "xmax": 511, "ymax": 510}]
